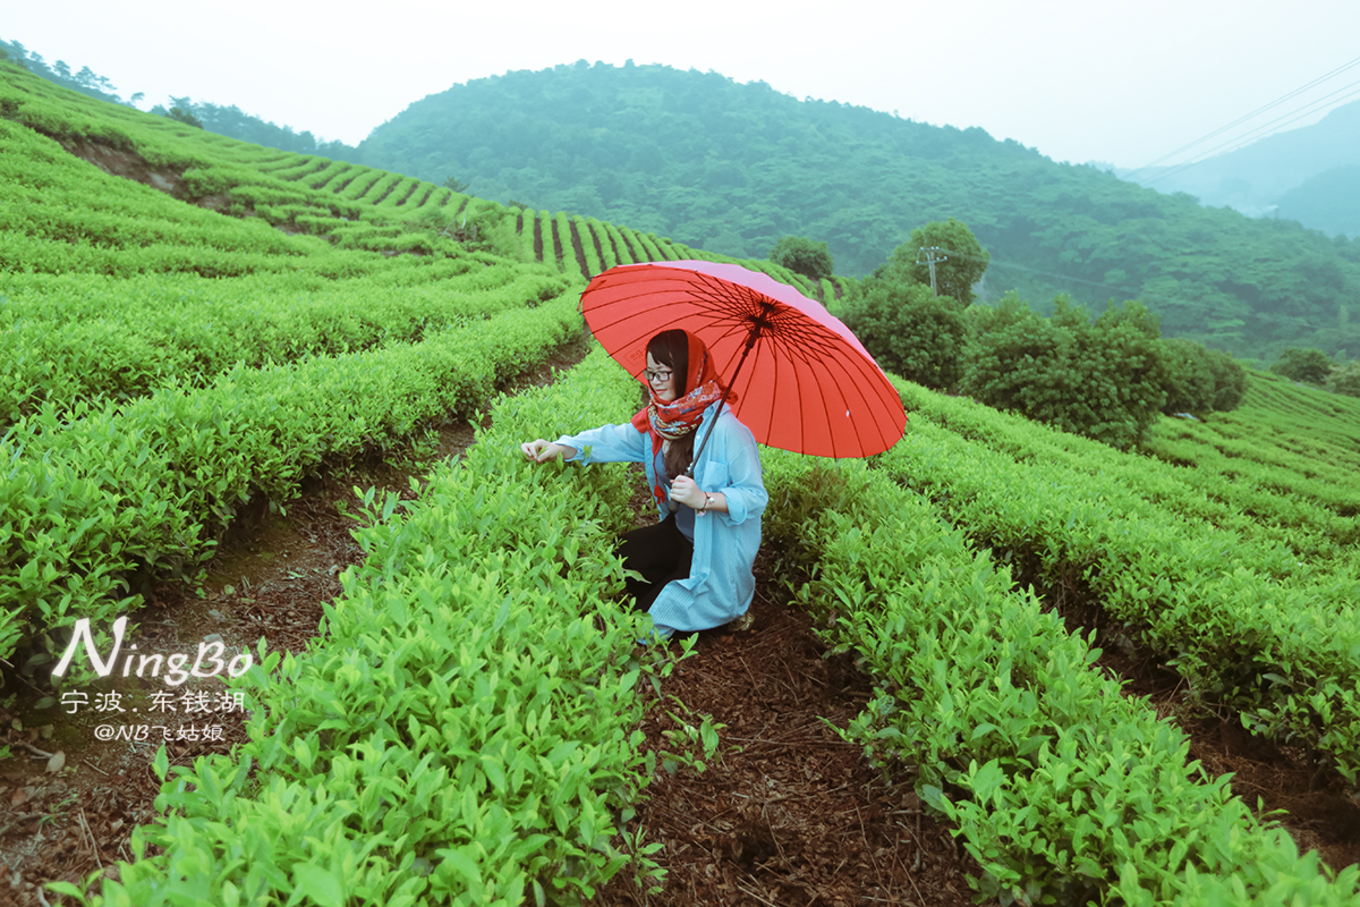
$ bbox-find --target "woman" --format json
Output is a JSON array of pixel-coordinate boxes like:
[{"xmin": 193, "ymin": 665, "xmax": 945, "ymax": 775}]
[{"xmin": 520, "ymin": 329, "xmax": 766, "ymax": 637}]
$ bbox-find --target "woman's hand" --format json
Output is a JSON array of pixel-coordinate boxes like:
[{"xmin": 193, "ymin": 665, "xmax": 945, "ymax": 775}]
[
  {"xmin": 669, "ymin": 475, "xmax": 702, "ymax": 508},
  {"xmin": 671, "ymin": 475, "xmax": 728, "ymax": 513},
  {"xmin": 668, "ymin": 475, "xmax": 704, "ymax": 509},
  {"xmin": 520, "ymin": 439, "xmax": 577, "ymax": 463}
]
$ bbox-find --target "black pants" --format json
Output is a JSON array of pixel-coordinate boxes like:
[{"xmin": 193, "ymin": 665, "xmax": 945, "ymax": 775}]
[{"xmin": 618, "ymin": 514, "xmax": 693, "ymax": 613}]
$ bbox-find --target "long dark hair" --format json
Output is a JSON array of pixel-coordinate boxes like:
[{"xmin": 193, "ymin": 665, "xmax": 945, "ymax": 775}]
[{"xmin": 647, "ymin": 330, "xmax": 695, "ymax": 478}]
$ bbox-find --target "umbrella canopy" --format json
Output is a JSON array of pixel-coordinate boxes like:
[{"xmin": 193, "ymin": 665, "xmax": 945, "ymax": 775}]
[{"xmin": 580, "ymin": 260, "xmax": 906, "ymax": 458}]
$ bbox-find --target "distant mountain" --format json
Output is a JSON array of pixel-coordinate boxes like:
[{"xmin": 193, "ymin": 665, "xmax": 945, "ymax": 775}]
[
  {"xmin": 357, "ymin": 61, "xmax": 1360, "ymax": 360},
  {"xmin": 1275, "ymin": 164, "xmax": 1360, "ymax": 239},
  {"xmin": 1118, "ymin": 99, "xmax": 1360, "ymax": 236}
]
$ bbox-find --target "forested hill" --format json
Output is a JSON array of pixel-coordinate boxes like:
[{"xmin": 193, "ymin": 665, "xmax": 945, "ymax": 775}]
[{"xmin": 358, "ymin": 61, "xmax": 1360, "ymax": 361}]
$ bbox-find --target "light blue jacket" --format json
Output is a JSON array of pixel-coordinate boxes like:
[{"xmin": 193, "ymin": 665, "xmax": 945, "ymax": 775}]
[{"xmin": 556, "ymin": 404, "xmax": 767, "ymax": 636}]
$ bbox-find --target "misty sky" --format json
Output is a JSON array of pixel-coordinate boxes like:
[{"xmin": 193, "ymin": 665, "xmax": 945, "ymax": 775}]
[{"xmin": 5, "ymin": 0, "xmax": 1359, "ymax": 169}]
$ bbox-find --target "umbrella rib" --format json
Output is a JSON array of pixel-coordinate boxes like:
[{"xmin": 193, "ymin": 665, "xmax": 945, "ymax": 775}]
[{"xmin": 765, "ymin": 324, "xmax": 896, "ymax": 456}]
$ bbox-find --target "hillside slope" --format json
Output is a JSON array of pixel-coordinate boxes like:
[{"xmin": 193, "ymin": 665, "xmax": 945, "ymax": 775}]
[
  {"xmin": 357, "ymin": 61, "xmax": 1360, "ymax": 361},
  {"xmin": 3, "ymin": 64, "xmax": 1360, "ymax": 905}
]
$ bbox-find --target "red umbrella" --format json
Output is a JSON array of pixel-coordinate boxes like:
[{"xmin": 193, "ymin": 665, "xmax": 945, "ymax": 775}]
[{"xmin": 580, "ymin": 260, "xmax": 906, "ymax": 459}]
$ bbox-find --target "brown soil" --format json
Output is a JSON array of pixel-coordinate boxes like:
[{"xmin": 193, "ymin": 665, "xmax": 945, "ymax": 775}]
[
  {"xmin": 549, "ymin": 216, "xmax": 565, "ymax": 266},
  {"xmin": 58, "ymin": 139, "xmax": 184, "ymax": 196},
  {"xmin": 568, "ymin": 218, "xmax": 590, "ymax": 278},
  {"xmin": 55, "ymin": 139, "xmax": 229, "ymax": 214}
]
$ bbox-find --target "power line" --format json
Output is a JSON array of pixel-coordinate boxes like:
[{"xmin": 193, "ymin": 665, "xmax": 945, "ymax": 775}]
[
  {"xmin": 925, "ymin": 245, "xmax": 1145, "ymax": 298},
  {"xmin": 1123, "ymin": 55, "xmax": 1360, "ymax": 182},
  {"xmin": 1140, "ymin": 79, "xmax": 1360, "ymax": 188}
]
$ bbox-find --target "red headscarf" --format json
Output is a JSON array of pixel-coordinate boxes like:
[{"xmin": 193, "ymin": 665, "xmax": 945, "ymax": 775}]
[{"xmin": 630, "ymin": 331, "xmax": 729, "ymax": 456}]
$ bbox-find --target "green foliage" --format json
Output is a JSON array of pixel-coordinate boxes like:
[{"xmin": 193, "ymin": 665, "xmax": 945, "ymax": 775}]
[
  {"xmin": 0, "ymin": 37, "xmax": 131, "ymax": 106},
  {"xmin": 961, "ymin": 296, "xmax": 1173, "ymax": 449},
  {"xmin": 841, "ymin": 280, "xmax": 966, "ymax": 389},
  {"xmin": 84, "ymin": 352, "xmax": 676, "ymax": 906},
  {"xmin": 1145, "ymin": 368, "xmax": 1360, "ymax": 526},
  {"xmin": 758, "ymin": 447, "xmax": 1360, "ymax": 905},
  {"xmin": 0, "ymin": 281, "xmax": 582, "ymax": 665},
  {"xmin": 1160, "ymin": 337, "xmax": 1246, "ymax": 414},
  {"xmin": 769, "ymin": 235, "xmax": 833, "ymax": 281},
  {"xmin": 444, "ymin": 174, "xmax": 470, "ymax": 193},
  {"xmin": 163, "ymin": 105, "xmax": 204, "ymax": 129},
  {"xmin": 889, "ymin": 376, "xmax": 1360, "ymax": 785},
  {"xmin": 172, "ymin": 96, "xmax": 358, "ymax": 158},
  {"xmin": 876, "ymin": 218, "xmax": 989, "ymax": 305},
  {"xmin": 351, "ymin": 61, "xmax": 1360, "ymax": 359},
  {"xmin": 1160, "ymin": 338, "xmax": 1217, "ymax": 414},
  {"xmin": 1326, "ymin": 360, "xmax": 1360, "ymax": 397},
  {"xmin": 1207, "ymin": 346, "xmax": 1248, "ymax": 410},
  {"xmin": 1271, "ymin": 347, "xmax": 1335, "ymax": 384}
]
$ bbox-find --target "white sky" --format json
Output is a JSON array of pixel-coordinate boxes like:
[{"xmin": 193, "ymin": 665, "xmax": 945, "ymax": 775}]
[{"xmin": 4, "ymin": 0, "xmax": 1359, "ymax": 169}]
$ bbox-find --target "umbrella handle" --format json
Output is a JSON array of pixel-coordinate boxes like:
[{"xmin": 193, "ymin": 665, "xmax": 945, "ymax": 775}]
[{"xmin": 686, "ymin": 329, "xmax": 759, "ymax": 477}]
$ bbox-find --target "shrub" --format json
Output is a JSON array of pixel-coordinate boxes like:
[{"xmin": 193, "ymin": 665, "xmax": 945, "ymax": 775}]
[
  {"xmin": 1326, "ymin": 361, "xmax": 1360, "ymax": 397},
  {"xmin": 1270, "ymin": 347, "xmax": 1333, "ymax": 384},
  {"xmin": 962, "ymin": 296, "xmax": 1172, "ymax": 449},
  {"xmin": 1160, "ymin": 338, "xmax": 1244, "ymax": 414},
  {"xmin": 1207, "ymin": 346, "xmax": 1247, "ymax": 410},
  {"xmin": 769, "ymin": 235, "xmax": 833, "ymax": 282},
  {"xmin": 841, "ymin": 280, "xmax": 967, "ymax": 390}
]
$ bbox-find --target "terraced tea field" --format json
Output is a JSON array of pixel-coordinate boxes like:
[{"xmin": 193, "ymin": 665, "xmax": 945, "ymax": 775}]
[{"xmin": 2, "ymin": 60, "xmax": 1358, "ymax": 907}]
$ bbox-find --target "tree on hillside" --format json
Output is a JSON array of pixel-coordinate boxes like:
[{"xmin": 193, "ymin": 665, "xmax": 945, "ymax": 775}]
[
  {"xmin": 351, "ymin": 62, "xmax": 1360, "ymax": 358},
  {"xmin": 874, "ymin": 218, "xmax": 989, "ymax": 305},
  {"xmin": 162, "ymin": 102, "xmax": 204, "ymax": 129},
  {"xmin": 1159, "ymin": 337, "xmax": 1246, "ymax": 415},
  {"xmin": 1326, "ymin": 361, "xmax": 1360, "ymax": 398},
  {"xmin": 841, "ymin": 281, "xmax": 966, "ymax": 390},
  {"xmin": 1207, "ymin": 349, "xmax": 1247, "ymax": 410},
  {"xmin": 770, "ymin": 235, "xmax": 834, "ymax": 281},
  {"xmin": 1270, "ymin": 347, "xmax": 1333, "ymax": 384},
  {"xmin": 962, "ymin": 295, "xmax": 1173, "ymax": 449}
]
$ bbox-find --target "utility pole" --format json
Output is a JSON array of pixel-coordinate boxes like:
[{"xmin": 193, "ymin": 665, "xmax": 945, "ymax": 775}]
[{"xmin": 916, "ymin": 246, "xmax": 948, "ymax": 296}]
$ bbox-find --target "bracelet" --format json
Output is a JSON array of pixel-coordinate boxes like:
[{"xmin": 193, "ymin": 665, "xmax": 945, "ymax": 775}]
[{"xmin": 698, "ymin": 492, "xmax": 714, "ymax": 515}]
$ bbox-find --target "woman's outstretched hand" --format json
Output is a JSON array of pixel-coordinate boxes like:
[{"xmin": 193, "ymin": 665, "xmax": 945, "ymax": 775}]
[{"xmin": 520, "ymin": 439, "xmax": 578, "ymax": 463}]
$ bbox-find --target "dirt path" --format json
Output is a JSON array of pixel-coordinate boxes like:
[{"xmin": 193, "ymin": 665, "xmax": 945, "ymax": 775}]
[{"xmin": 592, "ymin": 552, "xmax": 986, "ymax": 906}]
